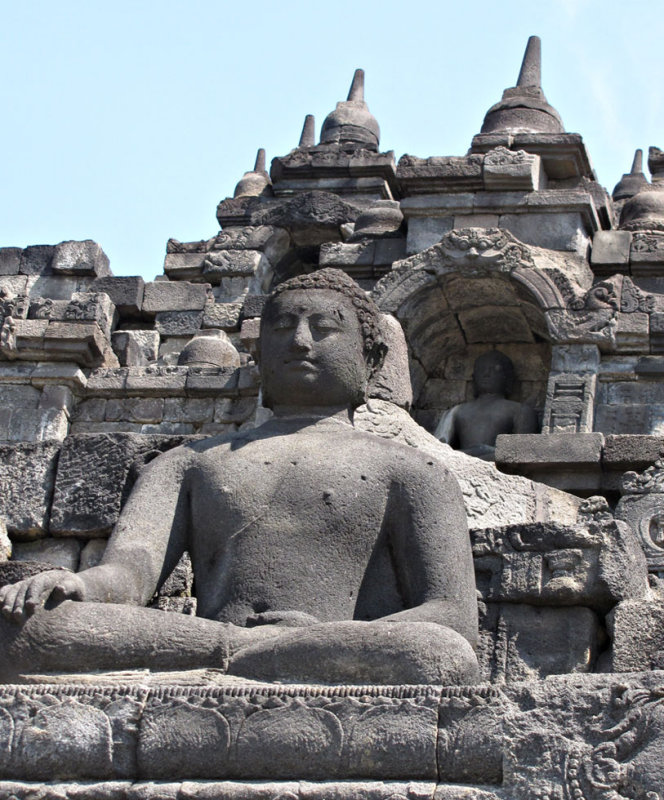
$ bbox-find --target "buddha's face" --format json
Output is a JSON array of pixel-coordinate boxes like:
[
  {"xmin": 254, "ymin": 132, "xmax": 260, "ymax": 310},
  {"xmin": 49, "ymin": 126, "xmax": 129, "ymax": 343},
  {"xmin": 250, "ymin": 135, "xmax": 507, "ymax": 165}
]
[
  {"xmin": 472, "ymin": 353, "xmax": 512, "ymax": 397},
  {"xmin": 260, "ymin": 289, "xmax": 368, "ymax": 411}
]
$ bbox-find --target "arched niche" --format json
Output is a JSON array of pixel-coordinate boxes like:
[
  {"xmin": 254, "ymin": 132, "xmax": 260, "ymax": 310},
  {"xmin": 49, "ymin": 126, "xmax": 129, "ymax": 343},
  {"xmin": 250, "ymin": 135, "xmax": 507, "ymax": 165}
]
[{"xmin": 371, "ymin": 228, "xmax": 575, "ymax": 432}]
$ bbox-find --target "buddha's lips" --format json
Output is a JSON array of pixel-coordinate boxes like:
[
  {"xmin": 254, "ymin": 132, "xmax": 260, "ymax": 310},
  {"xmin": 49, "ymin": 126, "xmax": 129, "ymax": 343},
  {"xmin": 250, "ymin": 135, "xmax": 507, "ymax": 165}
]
[{"xmin": 284, "ymin": 358, "xmax": 318, "ymax": 369}]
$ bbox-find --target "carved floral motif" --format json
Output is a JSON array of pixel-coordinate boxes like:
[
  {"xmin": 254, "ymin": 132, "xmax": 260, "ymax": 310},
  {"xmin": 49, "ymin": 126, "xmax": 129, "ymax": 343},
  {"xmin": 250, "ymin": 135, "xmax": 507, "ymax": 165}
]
[
  {"xmin": 619, "ymin": 276, "xmax": 655, "ymax": 313},
  {"xmin": 630, "ymin": 232, "xmax": 664, "ymax": 250},
  {"xmin": 570, "ymin": 686, "xmax": 664, "ymax": 800},
  {"xmin": 622, "ymin": 455, "xmax": 664, "ymax": 495},
  {"xmin": 483, "ymin": 146, "xmax": 530, "ymax": 166}
]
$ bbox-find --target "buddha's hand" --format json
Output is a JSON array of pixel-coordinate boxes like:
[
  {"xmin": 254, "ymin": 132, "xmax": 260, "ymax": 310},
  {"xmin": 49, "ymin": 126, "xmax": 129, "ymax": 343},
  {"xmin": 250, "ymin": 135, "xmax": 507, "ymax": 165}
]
[
  {"xmin": 0, "ymin": 570, "xmax": 86, "ymax": 624},
  {"xmin": 245, "ymin": 610, "xmax": 320, "ymax": 628}
]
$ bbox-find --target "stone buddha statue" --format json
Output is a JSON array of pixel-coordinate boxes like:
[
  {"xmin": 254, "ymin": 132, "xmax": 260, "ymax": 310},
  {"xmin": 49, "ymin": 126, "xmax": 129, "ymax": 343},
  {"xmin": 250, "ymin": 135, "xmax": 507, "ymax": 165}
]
[
  {"xmin": 435, "ymin": 350, "xmax": 538, "ymax": 460},
  {"xmin": 0, "ymin": 268, "xmax": 479, "ymax": 686}
]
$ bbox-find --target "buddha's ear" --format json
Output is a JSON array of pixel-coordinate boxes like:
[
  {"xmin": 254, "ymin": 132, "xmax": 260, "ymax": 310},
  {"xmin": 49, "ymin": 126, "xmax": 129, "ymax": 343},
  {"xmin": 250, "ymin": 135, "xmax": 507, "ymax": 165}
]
[{"xmin": 367, "ymin": 340, "xmax": 388, "ymax": 382}]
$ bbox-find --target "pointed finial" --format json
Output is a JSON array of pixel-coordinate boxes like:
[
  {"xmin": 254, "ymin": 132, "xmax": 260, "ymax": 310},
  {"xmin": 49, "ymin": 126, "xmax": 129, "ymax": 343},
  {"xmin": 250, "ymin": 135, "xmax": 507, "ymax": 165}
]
[
  {"xmin": 517, "ymin": 36, "xmax": 541, "ymax": 87},
  {"xmin": 630, "ymin": 149, "xmax": 643, "ymax": 174},
  {"xmin": 347, "ymin": 69, "xmax": 365, "ymax": 102},
  {"xmin": 612, "ymin": 148, "xmax": 649, "ymax": 202},
  {"xmin": 254, "ymin": 148, "xmax": 266, "ymax": 173},
  {"xmin": 299, "ymin": 114, "xmax": 315, "ymax": 147}
]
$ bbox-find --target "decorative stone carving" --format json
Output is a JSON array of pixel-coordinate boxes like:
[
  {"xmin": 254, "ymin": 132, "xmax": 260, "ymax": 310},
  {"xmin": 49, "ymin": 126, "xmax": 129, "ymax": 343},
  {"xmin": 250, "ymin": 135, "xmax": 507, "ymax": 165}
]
[
  {"xmin": 616, "ymin": 454, "xmax": 664, "ymax": 571},
  {"xmin": 482, "ymin": 147, "xmax": 543, "ymax": 191},
  {"xmin": 542, "ymin": 372, "xmax": 596, "ymax": 433}
]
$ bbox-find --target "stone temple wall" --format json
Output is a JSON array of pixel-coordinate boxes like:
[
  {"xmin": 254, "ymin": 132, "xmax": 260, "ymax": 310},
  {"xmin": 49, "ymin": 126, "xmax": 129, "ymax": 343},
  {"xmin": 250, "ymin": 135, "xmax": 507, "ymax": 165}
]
[{"xmin": 2, "ymin": 37, "xmax": 664, "ymax": 799}]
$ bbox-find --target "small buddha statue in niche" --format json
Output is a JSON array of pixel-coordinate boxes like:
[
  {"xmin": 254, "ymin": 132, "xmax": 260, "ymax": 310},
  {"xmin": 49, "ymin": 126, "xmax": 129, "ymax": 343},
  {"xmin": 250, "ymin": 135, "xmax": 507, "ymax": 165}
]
[{"xmin": 435, "ymin": 350, "xmax": 538, "ymax": 460}]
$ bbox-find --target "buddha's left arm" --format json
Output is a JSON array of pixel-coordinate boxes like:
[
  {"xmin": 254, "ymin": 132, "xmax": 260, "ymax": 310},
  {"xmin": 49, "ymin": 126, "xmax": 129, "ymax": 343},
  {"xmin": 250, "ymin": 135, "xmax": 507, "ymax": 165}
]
[{"xmin": 382, "ymin": 456, "xmax": 478, "ymax": 647}]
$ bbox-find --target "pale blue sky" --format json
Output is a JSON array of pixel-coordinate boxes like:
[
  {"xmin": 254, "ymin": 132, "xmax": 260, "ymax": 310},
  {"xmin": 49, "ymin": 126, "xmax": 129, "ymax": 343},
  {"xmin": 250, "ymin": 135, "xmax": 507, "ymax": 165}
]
[{"xmin": 1, "ymin": 0, "xmax": 662, "ymax": 279}]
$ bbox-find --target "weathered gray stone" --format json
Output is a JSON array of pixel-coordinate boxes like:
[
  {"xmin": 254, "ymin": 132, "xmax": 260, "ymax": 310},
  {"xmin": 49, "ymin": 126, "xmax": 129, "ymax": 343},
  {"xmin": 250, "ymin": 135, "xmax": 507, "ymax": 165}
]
[
  {"xmin": 591, "ymin": 230, "xmax": 632, "ymax": 270},
  {"xmin": 177, "ymin": 330, "xmax": 240, "ymax": 368},
  {"xmin": 482, "ymin": 147, "xmax": 543, "ymax": 191},
  {"xmin": 19, "ymin": 245, "xmax": 54, "ymax": 275},
  {"xmin": 111, "ymin": 330, "xmax": 159, "ymax": 366},
  {"xmin": 0, "ymin": 560, "xmax": 67, "ymax": 589},
  {"xmin": 79, "ymin": 538, "xmax": 107, "ymax": 571},
  {"xmin": 496, "ymin": 432, "xmax": 603, "ymax": 469},
  {"xmin": 603, "ymin": 434, "xmax": 664, "ymax": 471},
  {"xmin": 0, "ymin": 384, "xmax": 43, "ymax": 441},
  {"xmin": 472, "ymin": 517, "xmax": 646, "ymax": 612},
  {"xmin": 31, "ymin": 362, "xmax": 87, "ymax": 390},
  {"xmin": 594, "ymin": 402, "xmax": 650, "ymax": 435},
  {"xmin": 52, "ymin": 240, "xmax": 111, "ymax": 277},
  {"xmin": 0, "ymin": 247, "xmax": 22, "ymax": 275},
  {"xmin": 13, "ymin": 538, "xmax": 82, "ymax": 571},
  {"xmin": 163, "ymin": 397, "xmax": 214, "ymax": 424},
  {"xmin": 495, "ymin": 432, "xmax": 604, "ymax": 492},
  {"xmin": 0, "ymin": 518, "xmax": 11, "ymax": 561},
  {"xmin": 185, "ymin": 366, "xmax": 239, "ymax": 396},
  {"xmin": 202, "ymin": 250, "xmax": 268, "ymax": 282},
  {"xmin": 142, "ymin": 282, "xmax": 209, "ymax": 313},
  {"xmin": 608, "ymin": 598, "xmax": 664, "ymax": 671},
  {"xmin": 500, "ymin": 211, "xmax": 590, "ymax": 254},
  {"xmin": 163, "ymin": 251, "xmax": 207, "ymax": 280},
  {"xmin": 0, "ymin": 441, "xmax": 60, "ymax": 537},
  {"xmin": 92, "ymin": 276, "xmax": 145, "ymax": 315},
  {"xmin": 202, "ymin": 300, "xmax": 244, "ymax": 331},
  {"xmin": 0, "ymin": 274, "xmax": 30, "ymax": 296},
  {"xmin": 124, "ymin": 366, "xmax": 188, "ymax": 395},
  {"xmin": 405, "ymin": 216, "xmax": 454, "ymax": 255},
  {"xmin": 49, "ymin": 433, "xmax": 195, "ymax": 537},
  {"xmin": 154, "ymin": 310, "xmax": 203, "ymax": 336},
  {"xmin": 29, "ymin": 274, "xmax": 85, "ymax": 300},
  {"xmin": 253, "ymin": 191, "xmax": 361, "ymax": 246}
]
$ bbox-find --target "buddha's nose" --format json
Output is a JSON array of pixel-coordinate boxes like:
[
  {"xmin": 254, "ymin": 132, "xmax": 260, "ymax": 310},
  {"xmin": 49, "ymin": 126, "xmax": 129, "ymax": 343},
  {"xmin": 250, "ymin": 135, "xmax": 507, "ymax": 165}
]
[{"xmin": 292, "ymin": 320, "xmax": 313, "ymax": 350}]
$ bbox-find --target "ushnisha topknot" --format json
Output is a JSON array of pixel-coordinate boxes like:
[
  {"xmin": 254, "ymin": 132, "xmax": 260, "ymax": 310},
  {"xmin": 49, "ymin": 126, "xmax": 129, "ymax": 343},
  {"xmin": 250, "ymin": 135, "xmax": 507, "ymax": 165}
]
[{"xmin": 266, "ymin": 268, "xmax": 387, "ymax": 373}]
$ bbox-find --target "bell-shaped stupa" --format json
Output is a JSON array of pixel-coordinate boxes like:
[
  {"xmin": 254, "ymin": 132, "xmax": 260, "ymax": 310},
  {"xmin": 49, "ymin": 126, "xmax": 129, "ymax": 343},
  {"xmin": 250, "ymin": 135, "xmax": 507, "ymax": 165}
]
[
  {"xmin": 319, "ymin": 69, "xmax": 380, "ymax": 149},
  {"xmin": 480, "ymin": 36, "xmax": 564, "ymax": 135},
  {"xmin": 233, "ymin": 148, "xmax": 272, "ymax": 198}
]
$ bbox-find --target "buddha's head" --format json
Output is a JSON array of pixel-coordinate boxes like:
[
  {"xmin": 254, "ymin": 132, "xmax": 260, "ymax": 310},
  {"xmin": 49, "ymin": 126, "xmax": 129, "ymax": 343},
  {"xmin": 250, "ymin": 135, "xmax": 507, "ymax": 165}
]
[
  {"xmin": 472, "ymin": 350, "xmax": 515, "ymax": 398},
  {"xmin": 259, "ymin": 268, "xmax": 386, "ymax": 412}
]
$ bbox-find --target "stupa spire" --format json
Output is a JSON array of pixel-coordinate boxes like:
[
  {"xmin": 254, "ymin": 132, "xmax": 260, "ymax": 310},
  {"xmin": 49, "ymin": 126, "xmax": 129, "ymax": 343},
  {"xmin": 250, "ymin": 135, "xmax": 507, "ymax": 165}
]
[
  {"xmin": 516, "ymin": 35, "xmax": 541, "ymax": 87},
  {"xmin": 298, "ymin": 114, "xmax": 316, "ymax": 147},
  {"xmin": 347, "ymin": 69, "xmax": 365, "ymax": 102},
  {"xmin": 632, "ymin": 148, "xmax": 643, "ymax": 174},
  {"xmin": 253, "ymin": 148, "xmax": 266, "ymax": 173}
]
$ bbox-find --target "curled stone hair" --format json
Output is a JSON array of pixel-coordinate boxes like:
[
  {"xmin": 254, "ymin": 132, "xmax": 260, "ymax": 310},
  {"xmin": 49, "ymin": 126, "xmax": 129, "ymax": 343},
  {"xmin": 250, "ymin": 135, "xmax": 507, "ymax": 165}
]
[{"xmin": 266, "ymin": 268, "xmax": 387, "ymax": 375}]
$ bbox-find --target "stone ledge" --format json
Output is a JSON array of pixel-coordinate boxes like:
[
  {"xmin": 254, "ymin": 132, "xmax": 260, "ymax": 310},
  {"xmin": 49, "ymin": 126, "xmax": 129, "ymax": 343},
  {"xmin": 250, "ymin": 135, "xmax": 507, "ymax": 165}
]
[
  {"xmin": 0, "ymin": 780, "xmax": 461, "ymax": 800},
  {"xmin": 0, "ymin": 672, "xmax": 663, "ymax": 798}
]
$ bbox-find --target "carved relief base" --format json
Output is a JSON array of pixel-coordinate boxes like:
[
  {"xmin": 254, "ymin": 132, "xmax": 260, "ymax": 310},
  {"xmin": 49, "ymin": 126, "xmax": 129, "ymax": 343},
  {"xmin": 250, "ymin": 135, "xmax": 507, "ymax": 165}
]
[{"xmin": 2, "ymin": 674, "xmax": 664, "ymax": 799}]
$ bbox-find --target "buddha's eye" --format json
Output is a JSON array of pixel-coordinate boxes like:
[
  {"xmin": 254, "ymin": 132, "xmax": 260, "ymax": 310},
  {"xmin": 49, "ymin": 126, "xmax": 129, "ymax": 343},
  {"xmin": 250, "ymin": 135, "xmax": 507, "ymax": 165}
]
[
  {"xmin": 311, "ymin": 315, "xmax": 341, "ymax": 332},
  {"xmin": 271, "ymin": 315, "xmax": 296, "ymax": 330}
]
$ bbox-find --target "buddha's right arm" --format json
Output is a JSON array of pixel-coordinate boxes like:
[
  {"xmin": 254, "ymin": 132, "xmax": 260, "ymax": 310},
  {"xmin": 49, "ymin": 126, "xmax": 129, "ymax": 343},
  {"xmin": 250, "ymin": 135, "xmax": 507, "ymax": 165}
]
[{"xmin": 0, "ymin": 446, "xmax": 192, "ymax": 621}]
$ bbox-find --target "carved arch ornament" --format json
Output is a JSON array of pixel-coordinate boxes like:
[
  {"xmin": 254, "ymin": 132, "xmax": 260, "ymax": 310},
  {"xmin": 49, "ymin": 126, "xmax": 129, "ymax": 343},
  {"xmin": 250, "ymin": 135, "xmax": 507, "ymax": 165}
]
[{"xmin": 371, "ymin": 227, "xmax": 618, "ymax": 349}]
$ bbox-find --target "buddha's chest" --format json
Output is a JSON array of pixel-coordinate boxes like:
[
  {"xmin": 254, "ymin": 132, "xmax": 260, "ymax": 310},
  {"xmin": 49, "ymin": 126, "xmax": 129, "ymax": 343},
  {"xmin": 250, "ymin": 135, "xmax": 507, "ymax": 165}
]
[{"xmin": 187, "ymin": 434, "xmax": 390, "ymax": 558}]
